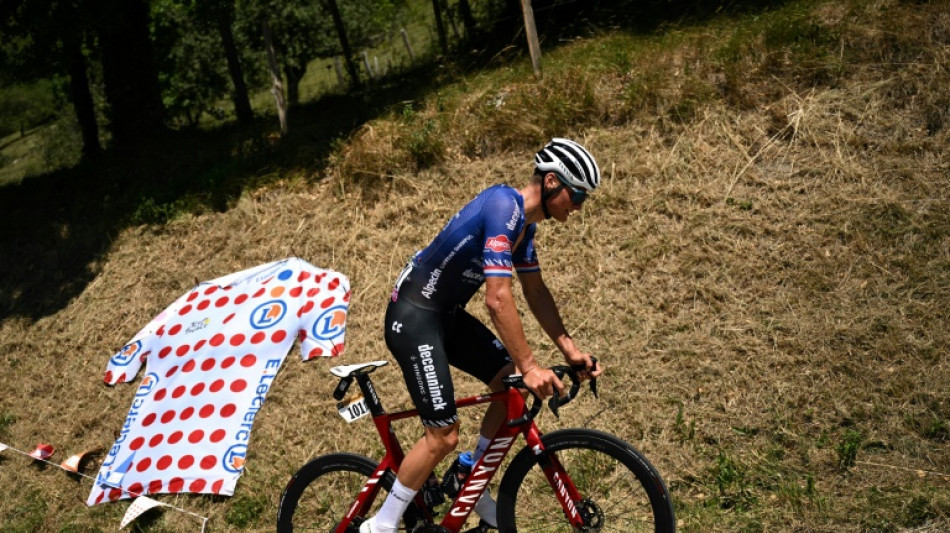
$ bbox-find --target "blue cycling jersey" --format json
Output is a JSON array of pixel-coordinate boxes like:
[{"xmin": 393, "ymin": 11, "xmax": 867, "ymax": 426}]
[{"xmin": 392, "ymin": 184, "xmax": 539, "ymax": 311}]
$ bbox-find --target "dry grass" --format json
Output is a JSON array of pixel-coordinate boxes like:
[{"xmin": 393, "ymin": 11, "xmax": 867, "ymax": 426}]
[{"xmin": 1, "ymin": 0, "xmax": 949, "ymax": 531}]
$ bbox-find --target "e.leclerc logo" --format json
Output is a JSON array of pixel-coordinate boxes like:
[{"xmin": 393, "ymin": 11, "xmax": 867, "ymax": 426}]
[
  {"xmin": 250, "ymin": 300, "xmax": 287, "ymax": 329},
  {"xmin": 136, "ymin": 372, "xmax": 159, "ymax": 397},
  {"xmin": 223, "ymin": 444, "xmax": 248, "ymax": 473},
  {"xmin": 313, "ymin": 305, "xmax": 347, "ymax": 340},
  {"xmin": 110, "ymin": 340, "xmax": 142, "ymax": 367}
]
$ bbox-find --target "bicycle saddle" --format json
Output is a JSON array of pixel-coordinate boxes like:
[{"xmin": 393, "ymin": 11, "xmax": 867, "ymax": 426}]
[{"xmin": 330, "ymin": 360, "xmax": 389, "ymax": 378}]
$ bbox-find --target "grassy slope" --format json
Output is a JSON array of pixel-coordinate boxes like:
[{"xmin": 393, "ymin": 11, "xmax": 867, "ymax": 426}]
[{"xmin": 1, "ymin": 0, "xmax": 949, "ymax": 531}]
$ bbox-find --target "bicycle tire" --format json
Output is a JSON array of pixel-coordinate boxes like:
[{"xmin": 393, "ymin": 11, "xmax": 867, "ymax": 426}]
[
  {"xmin": 277, "ymin": 452, "xmax": 422, "ymax": 533},
  {"xmin": 496, "ymin": 429, "xmax": 675, "ymax": 533}
]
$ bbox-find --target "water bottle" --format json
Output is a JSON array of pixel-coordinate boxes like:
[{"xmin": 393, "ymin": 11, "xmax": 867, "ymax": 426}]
[
  {"xmin": 422, "ymin": 472, "xmax": 445, "ymax": 511},
  {"xmin": 441, "ymin": 451, "xmax": 475, "ymax": 498}
]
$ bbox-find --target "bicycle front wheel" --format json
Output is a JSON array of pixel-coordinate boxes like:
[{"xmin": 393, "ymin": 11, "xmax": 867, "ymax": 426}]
[
  {"xmin": 497, "ymin": 429, "xmax": 675, "ymax": 532},
  {"xmin": 277, "ymin": 452, "xmax": 421, "ymax": 533}
]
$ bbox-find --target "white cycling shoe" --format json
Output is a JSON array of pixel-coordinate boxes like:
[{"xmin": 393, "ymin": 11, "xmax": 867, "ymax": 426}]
[{"xmin": 359, "ymin": 517, "xmax": 395, "ymax": 533}]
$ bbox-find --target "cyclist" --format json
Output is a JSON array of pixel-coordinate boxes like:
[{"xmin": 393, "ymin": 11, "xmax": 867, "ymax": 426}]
[{"xmin": 362, "ymin": 138, "xmax": 604, "ymax": 533}]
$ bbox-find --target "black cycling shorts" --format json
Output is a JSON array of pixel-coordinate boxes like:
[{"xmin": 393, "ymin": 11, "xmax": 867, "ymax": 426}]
[{"xmin": 384, "ymin": 297, "xmax": 512, "ymax": 428}]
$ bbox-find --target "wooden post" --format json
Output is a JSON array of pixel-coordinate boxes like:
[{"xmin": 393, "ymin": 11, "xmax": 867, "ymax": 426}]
[
  {"xmin": 261, "ymin": 19, "xmax": 288, "ymax": 135},
  {"xmin": 400, "ymin": 28, "xmax": 415, "ymax": 61},
  {"xmin": 520, "ymin": 0, "xmax": 542, "ymax": 76}
]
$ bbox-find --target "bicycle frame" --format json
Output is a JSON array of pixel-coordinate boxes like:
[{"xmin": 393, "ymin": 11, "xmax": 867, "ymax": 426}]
[{"xmin": 335, "ymin": 372, "xmax": 587, "ymax": 533}]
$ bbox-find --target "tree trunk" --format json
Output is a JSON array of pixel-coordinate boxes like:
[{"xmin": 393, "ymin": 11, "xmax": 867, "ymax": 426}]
[
  {"xmin": 283, "ymin": 65, "xmax": 305, "ymax": 107},
  {"xmin": 217, "ymin": 15, "xmax": 253, "ymax": 124},
  {"xmin": 520, "ymin": 0, "xmax": 542, "ymax": 76},
  {"xmin": 324, "ymin": 0, "xmax": 360, "ymax": 88},
  {"xmin": 94, "ymin": 0, "xmax": 165, "ymax": 150},
  {"xmin": 261, "ymin": 19, "xmax": 288, "ymax": 135},
  {"xmin": 457, "ymin": 0, "xmax": 476, "ymax": 39},
  {"xmin": 431, "ymin": 0, "xmax": 448, "ymax": 55},
  {"xmin": 61, "ymin": 9, "xmax": 100, "ymax": 159}
]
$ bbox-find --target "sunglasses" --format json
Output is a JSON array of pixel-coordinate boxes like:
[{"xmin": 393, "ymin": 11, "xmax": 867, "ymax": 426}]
[{"xmin": 556, "ymin": 179, "xmax": 588, "ymax": 205}]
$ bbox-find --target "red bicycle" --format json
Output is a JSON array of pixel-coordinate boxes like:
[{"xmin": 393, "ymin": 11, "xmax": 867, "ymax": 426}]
[{"xmin": 277, "ymin": 359, "xmax": 675, "ymax": 532}]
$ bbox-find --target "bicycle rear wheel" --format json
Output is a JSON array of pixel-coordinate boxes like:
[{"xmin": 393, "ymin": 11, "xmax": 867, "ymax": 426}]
[
  {"xmin": 277, "ymin": 452, "xmax": 421, "ymax": 533},
  {"xmin": 497, "ymin": 429, "xmax": 675, "ymax": 532}
]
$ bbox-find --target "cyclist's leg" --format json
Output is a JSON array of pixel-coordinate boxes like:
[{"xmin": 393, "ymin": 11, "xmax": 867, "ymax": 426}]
[{"xmin": 371, "ymin": 299, "xmax": 461, "ymax": 532}]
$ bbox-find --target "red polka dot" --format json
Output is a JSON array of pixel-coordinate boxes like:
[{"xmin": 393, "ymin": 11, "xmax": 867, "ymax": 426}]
[
  {"xmin": 223, "ymin": 313, "xmax": 235, "ymax": 324},
  {"xmin": 321, "ymin": 297, "xmax": 335, "ymax": 308},
  {"xmin": 199, "ymin": 404, "xmax": 215, "ymax": 418},
  {"xmin": 298, "ymin": 271, "xmax": 311, "ymax": 282},
  {"xmin": 191, "ymin": 383, "xmax": 205, "ymax": 396},
  {"xmin": 117, "ymin": 372, "xmax": 127, "ymax": 383},
  {"xmin": 329, "ymin": 278, "xmax": 340, "ymax": 290},
  {"xmin": 215, "ymin": 296, "xmax": 229, "ymax": 307},
  {"xmin": 156, "ymin": 325, "xmax": 166, "ymax": 336},
  {"xmin": 168, "ymin": 477, "xmax": 185, "ymax": 493},
  {"xmin": 251, "ymin": 332, "xmax": 266, "ymax": 344},
  {"xmin": 308, "ymin": 347, "xmax": 324, "ymax": 358},
  {"xmin": 143, "ymin": 413, "xmax": 157, "ymax": 427},
  {"xmin": 190, "ymin": 479, "xmax": 207, "ymax": 492},
  {"xmin": 182, "ymin": 360, "xmax": 196, "ymax": 373},
  {"xmin": 168, "ymin": 431, "xmax": 184, "ymax": 444},
  {"xmin": 154, "ymin": 388, "xmax": 167, "ymax": 401},
  {"xmin": 197, "ymin": 299, "xmax": 210, "ymax": 311},
  {"xmin": 201, "ymin": 358, "xmax": 216, "ymax": 371},
  {"xmin": 165, "ymin": 366, "xmax": 179, "ymax": 378},
  {"xmin": 221, "ymin": 356, "xmax": 235, "ymax": 369},
  {"xmin": 95, "ymin": 492, "xmax": 105, "ymax": 504},
  {"xmin": 272, "ymin": 330, "xmax": 287, "ymax": 343},
  {"xmin": 108, "ymin": 488, "xmax": 122, "ymax": 501},
  {"xmin": 253, "ymin": 288, "xmax": 266, "ymax": 298},
  {"xmin": 302, "ymin": 301, "xmax": 315, "ymax": 313},
  {"xmin": 290, "ymin": 286, "xmax": 303, "ymax": 297},
  {"xmin": 194, "ymin": 339, "xmax": 207, "ymax": 351},
  {"xmin": 307, "ymin": 288, "xmax": 320, "ymax": 297},
  {"xmin": 240, "ymin": 354, "xmax": 256, "ymax": 367},
  {"xmin": 180, "ymin": 406, "xmax": 195, "ymax": 421},
  {"xmin": 212, "ymin": 480, "xmax": 224, "ymax": 493},
  {"xmin": 127, "ymin": 482, "xmax": 144, "ymax": 497},
  {"xmin": 149, "ymin": 479, "xmax": 163, "ymax": 493},
  {"xmin": 200, "ymin": 455, "xmax": 217, "ymax": 470},
  {"xmin": 187, "ymin": 292, "xmax": 199, "ymax": 302},
  {"xmin": 149, "ymin": 433, "xmax": 164, "ymax": 447},
  {"xmin": 230, "ymin": 333, "xmax": 245, "ymax": 346},
  {"xmin": 178, "ymin": 455, "xmax": 194, "ymax": 469},
  {"xmin": 235, "ymin": 294, "xmax": 248, "ymax": 305},
  {"xmin": 103, "ymin": 371, "xmax": 113, "ymax": 383},
  {"xmin": 343, "ymin": 291, "xmax": 351, "ymax": 302},
  {"xmin": 220, "ymin": 403, "xmax": 236, "ymax": 417},
  {"xmin": 176, "ymin": 344, "xmax": 190, "ymax": 357},
  {"xmin": 135, "ymin": 457, "xmax": 151, "ymax": 472},
  {"xmin": 168, "ymin": 324, "xmax": 182, "ymax": 335},
  {"xmin": 161, "ymin": 410, "xmax": 176, "ymax": 424},
  {"xmin": 189, "ymin": 430, "xmax": 205, "ymax": 443},
  {"xmin": 210, "ymin": 379, "xmax": 225, "ymax": 392},
  {"xmin": 178, "ymin": 304, "xmax": 193, "ymax": 316},
  {"xmin": 129, "ymin": 437, "xmax": 145, "ymax": 451},
  {"xmin": 172, "ymin": 386, "xmax": 186, "ymax": 399},
  {"xmin": 158, "ymin": 346, "xmax": 172, "ymax": 359},
  {"xmin": 230, "ymin": 379, "xmax": 247, "ymax": 393},
  {"xmin": 210, "ymin": 333, "xmax": 225, "ymax": 346},
  {"xmin": 298, "ymin": 330, "xmax": 307, "ymax": 342},
  {"xmin": 204, "ymin": 285, "xmax": 218, "ymax": 295},
  {"xmin": 157, "ymin": 455, "xmax": 173, "ymax": 470},
  {"xmin": 210, "ymin": 429, "xmax": 226, "ymax": 443},
  {"xmin": 332, "ymin": 344, "xmax": 345, "ymax": 356}
]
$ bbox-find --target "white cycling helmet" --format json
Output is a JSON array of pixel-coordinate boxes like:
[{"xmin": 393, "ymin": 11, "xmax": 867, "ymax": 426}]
[{"xmin": 534, "ymin": 138, "xmax": 601, "ymax": 191}]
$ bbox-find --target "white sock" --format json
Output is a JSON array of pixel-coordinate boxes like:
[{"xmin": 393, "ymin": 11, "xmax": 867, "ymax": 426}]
[
  {"xmin": 472, "ymin": 434, "xmax": 497, "ymax": 527},
  {"xmin": 374, "ymin": 479, "xmax": 417, "ymax": 532}
]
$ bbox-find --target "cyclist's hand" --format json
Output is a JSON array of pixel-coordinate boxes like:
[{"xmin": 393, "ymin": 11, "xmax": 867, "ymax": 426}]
[
  {"xmin": 523, "ymin": 367, "xmax": 565, "ymax": 400},
  {"xmin": 565, "ymin": 351, "xmax": 602, "ymax": 381}
]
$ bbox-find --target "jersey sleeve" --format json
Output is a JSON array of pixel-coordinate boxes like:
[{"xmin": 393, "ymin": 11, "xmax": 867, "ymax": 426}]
[
  {"xmin": 480, "ymin": 189, "xmax": 523, "ymax": 278},
  {"xmin": 514, "ymin": 223, "xmax": 540, "ymax": 274}
]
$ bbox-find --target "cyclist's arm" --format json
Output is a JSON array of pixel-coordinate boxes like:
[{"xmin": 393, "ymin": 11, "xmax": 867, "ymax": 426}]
[
  {"xmin": 485, "ymin": 276, "xmax": 563, "ymax": 398},
  {"xmin": 518, "ymin": 270, "xmax": 601, "ymax": 378}
]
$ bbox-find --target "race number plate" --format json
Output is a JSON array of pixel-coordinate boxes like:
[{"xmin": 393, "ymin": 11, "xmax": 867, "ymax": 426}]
[{"xmin": 337, "ymin": 396, "xmax": 370, "ymax": 423}]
